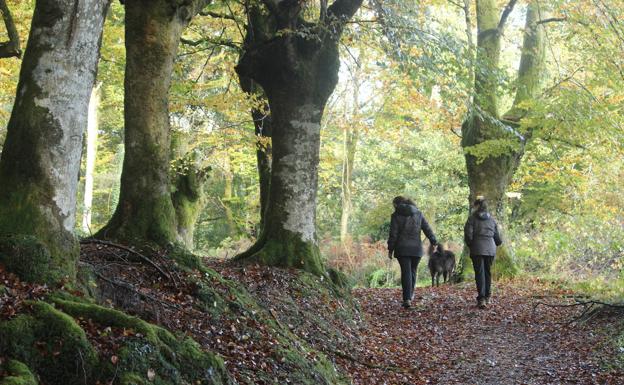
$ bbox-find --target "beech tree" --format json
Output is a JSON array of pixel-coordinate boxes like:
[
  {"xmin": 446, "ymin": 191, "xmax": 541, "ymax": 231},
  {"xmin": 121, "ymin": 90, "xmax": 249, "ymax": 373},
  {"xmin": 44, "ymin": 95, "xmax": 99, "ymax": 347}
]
[
  {"xmin": 461, "ymin": 0, "xmax": 546, "ymax": 277},
  {"xmin": 0, "ymin": 0, "xmax": 110, "ymax": 283},
  {"xmin": 96, "ymin": 0, "xmax": 211, "ymax": 246},
  {"xmin": 235, "ymin": 0, "xmax": 363, "ymax": 274}
]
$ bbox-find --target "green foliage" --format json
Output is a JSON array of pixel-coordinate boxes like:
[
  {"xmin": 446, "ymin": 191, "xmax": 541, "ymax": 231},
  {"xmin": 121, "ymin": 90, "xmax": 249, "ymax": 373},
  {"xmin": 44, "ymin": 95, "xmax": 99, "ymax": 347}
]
[{"xmin": 366, "ymin": 268, "xmax": 399, "ymax": 288}]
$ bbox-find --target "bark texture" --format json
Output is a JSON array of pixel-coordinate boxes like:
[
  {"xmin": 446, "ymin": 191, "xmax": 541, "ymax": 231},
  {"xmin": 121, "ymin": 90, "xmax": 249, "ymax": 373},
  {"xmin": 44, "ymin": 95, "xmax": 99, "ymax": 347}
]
[
  {"xmin": 235, "ymin": 0, "xmax": 363, "ymax": 275},
  {"xmin": 0, "ymin": 0, "xmax": 110, "ymax": 283},
  {"xmin": 82, "ymin": 83, "xmax": 101, "ymax": 234},
  {"xmin": 460, "ymin": 0, "xmax": 545, "ymax": 279},
  {"xmin": 96, "ymin": 0, "xmax": 210, "ymax": 246}
]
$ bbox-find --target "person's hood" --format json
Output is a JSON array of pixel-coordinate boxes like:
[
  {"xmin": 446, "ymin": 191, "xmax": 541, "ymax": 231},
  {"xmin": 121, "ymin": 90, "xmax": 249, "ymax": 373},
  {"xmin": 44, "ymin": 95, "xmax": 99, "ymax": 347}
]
[
  {"xmin": 396, "ymin": 203, "xmax": 420, "ymax": 216},
  {"xmin": 475, "ymin": 211, "xmax": 491, "ymax": 220}
]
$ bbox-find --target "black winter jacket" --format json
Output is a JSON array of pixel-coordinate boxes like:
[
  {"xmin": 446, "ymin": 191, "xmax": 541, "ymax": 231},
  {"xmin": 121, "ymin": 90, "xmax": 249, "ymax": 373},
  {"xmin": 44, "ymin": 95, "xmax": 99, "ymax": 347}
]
[
  {"xmin": 388, "ymin": 204, "xmax": 437, "ymax": 258},
  {"xmin": 464, "ymin": 210, "xmax": 502, "ymax": 257}
]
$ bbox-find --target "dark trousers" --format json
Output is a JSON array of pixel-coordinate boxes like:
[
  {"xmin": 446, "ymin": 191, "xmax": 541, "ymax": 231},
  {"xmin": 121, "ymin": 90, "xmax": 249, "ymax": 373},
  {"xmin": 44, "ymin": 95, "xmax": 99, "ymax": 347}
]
[
  {"xmin": 397, "ymin": 256, "xmax": 421, "ymax": 301},
  {"xmin": 471, "ymin": 255, "xmax": 494, "ymax": 300}
]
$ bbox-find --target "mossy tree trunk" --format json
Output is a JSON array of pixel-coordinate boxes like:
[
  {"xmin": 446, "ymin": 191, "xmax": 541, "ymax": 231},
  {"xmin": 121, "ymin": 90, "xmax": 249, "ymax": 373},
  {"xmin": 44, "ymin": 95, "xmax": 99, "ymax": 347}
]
[
  {"xmin": 235, "ymin": 0, "xmax": 363, "ymax": 275},
  {"xmin": 171, "ymin": 133, "xmax": 209, "ymax": 250},
  {"xmin": 0, "ymin": 0, "xmax": 110, "ymax": 284},
  {"xmin": 96, "ymin": 0, "xmax": 210, "ymax": 247},
  {"xmin": 459, "ymin": 0, "xmax": 545, "ymax": 279}
]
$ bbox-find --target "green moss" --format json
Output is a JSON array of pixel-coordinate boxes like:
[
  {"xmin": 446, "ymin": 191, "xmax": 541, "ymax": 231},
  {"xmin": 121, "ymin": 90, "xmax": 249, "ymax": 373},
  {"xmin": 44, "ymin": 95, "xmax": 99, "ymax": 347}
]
[
  {"xmin": 51, "ymin": 298, "xmax": 229, "ymax": 385},
  {"xmin": 168, "ymin": 245, "xmax": 205, "ymax": 271},
  {"xmin": 0, "ymin": 360, "xmax": 37, "ymax": 385},
  {"xmin": 0, "ymin": 301, "xmax": 97, "ymax": 385},
  {"xmin": 492, "ymin": 245, "xmax": 519, "ymax": 279},
  {"xmin": 326, "ymin": 267, "xmax": 352, "ymax": 290},
  {"xmin": 248, "ymin": 229, "xmax": 325, "ymax": 276},
  {"xmin": 95, "ymin": 194, "xmax": 178, "ymax": 248},
  {"xmin": 0, "ymin": 185, "xmax": 78, "ymax": 285}
]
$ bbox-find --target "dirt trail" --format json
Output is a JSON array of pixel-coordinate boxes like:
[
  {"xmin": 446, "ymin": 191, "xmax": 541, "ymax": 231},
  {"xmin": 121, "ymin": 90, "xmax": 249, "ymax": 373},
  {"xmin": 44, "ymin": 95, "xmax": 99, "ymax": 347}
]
[{"xmin": 341, "ymin": 281, "xmax": 623, "ymax": 385}]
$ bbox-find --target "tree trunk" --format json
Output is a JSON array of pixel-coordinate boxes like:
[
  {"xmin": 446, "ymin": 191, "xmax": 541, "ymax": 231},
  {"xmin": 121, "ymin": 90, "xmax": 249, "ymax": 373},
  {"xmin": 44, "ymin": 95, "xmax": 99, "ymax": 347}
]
[
  {"xmin": 0, "ymin": 0, "xmax": 110, "ymax": 284},
  {"xmin": 460, "ymin": 0, "xmax": 544, "ymax": 280},
  {"xmin": 339, "ymin": 73, "xmax": 360, "ymax": 248},
  {"xmin": 222, "ymin": 156, "xmax": 237, "ymax": 237},
  {"xmin": 234, "ymin": 0, "xmax": 363, "ymax": 275},
  {"xmin": 96, "ymin": 0, "xmax": 208, "ymax": 246},
  {"xmin": 239, "ymin": 77, "xmax": 272, "ymax": 232},
  {"xmin": 82, "ymin": 83, "xmax": 101, "ymax": 235},
  {"xmin": 171, "ymin": 134, "xmax": 209, "ymax": 250},
  {"xmin": 0, "ymin": 0, "xmax": 21, "ymax": 59},
  {"xmin": 339, "ymin": 126, "xmax": 358, "ymax": 246}
]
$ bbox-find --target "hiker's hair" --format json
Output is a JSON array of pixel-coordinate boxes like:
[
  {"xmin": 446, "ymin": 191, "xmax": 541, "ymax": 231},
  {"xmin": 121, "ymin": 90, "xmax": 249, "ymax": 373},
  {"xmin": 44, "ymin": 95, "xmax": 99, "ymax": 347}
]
[
  {"xmin": 392, "ymin": 196, "xmax": 406, "ymax": 206},
  {"xmin": 474, "ymin": 197, "xmax": 487, "ymax": 212},
  {"xmin": 404, "ymin": 198, "xmax": 416, "ymax": 206}
]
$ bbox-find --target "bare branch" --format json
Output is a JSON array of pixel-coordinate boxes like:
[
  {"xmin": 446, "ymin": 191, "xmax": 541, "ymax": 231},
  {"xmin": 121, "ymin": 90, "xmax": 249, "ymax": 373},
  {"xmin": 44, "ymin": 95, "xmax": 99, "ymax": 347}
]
[
  {"xmin": 180, "ymin": 36, "xmax": 240, "ymax": 50},
  {"xmin": 536, "ymin": 16, "xmax": 567, "ymax": 25},
  {"xmin": 497, "ymin": 0, "xmax": 518, "ymax": 32},
  {"xmin": 0, "ymin": 0, "xmax": 21, "ymax": 59}
]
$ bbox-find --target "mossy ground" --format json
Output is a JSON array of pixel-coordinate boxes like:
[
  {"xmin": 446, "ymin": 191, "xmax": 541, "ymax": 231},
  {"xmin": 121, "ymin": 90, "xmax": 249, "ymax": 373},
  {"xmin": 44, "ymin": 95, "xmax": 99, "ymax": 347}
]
[
  {"xmin": 2, "ymin": 243, "xmax": 360, "ymax": 384},
  {"xmin": 237, "ymin": 228, "xmax": 325, "ymax": 276}
]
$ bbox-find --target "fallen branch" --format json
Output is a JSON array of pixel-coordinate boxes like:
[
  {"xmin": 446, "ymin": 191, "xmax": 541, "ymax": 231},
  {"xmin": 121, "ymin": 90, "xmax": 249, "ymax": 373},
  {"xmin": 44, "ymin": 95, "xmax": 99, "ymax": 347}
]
[
  {"xmin": 534, "ymin": 299, "xmax": 624, "ymax": 310},
  {"xmin": 80, "ymin": 239, "xmax": 171, "ymax": 281}
]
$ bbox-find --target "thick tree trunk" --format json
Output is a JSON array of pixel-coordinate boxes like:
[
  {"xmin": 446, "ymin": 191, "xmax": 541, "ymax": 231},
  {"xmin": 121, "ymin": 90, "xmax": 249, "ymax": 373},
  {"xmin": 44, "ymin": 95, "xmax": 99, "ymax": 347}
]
[
  {"xmin": 82, "ymin": 83, "xmax": 101, "ymax": 234},
  {"xmin": 96, "ymin": 0, "xmax": 206, "ymax": 246},
  {"xmin": 234, "ymin": 0, "xmax": 363, "ymax": 275},
  {"xmin": 459, "ymin": 0, "xmax": 545, "ymax": 280},
  {"xmin": 241, "ymin": 98, "xmax": 325, "ymax": 275},
  {"xmin": 0, "ymin": 0, "xmax": 110, "ymax": 283},
  {"xmin": 459, "ymin": 0, "xmax": 520, "ymax": 280}
]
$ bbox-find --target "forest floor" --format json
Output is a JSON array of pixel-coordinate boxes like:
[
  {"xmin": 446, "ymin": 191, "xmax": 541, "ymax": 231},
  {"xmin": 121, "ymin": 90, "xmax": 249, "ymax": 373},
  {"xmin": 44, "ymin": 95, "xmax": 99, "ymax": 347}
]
[
  {"xmin": 3, "ymin": 247, "xmax": 623, "ymax": 384},
  {"xmin": 342, "ymin": 282, "xmax": 624, "ymax": 385}
]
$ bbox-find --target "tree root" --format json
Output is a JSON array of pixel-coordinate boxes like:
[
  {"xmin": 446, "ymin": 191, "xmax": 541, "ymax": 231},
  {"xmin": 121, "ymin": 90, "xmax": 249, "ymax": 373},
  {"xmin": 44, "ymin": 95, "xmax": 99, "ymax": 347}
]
[
  {"xmin": 533, "ymin": 299, "xmax": 624, "ymax": 325},
  {"xmin": 80, "ymin": 239, "xmax": 171, "ymax": 280}
]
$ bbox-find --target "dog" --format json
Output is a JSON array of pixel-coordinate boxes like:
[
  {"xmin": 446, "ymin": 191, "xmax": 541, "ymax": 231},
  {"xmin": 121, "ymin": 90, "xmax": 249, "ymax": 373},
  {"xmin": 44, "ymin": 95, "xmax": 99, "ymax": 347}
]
[{"xmin": 427, "ymin": 243, "xmax": 456, "ymax": 287}]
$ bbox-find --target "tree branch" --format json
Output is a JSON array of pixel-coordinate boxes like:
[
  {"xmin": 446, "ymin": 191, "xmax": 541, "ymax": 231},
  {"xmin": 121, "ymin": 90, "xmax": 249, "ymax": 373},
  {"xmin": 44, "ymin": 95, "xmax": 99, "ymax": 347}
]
[
  {"xmin": 180, "ymin": 36, "xmax": 240, "ymax": 50},
  {"xmin": 497, "ymin": 0, "xmax": 518, "ymax": 32},
  {"xmin": 198, "ymin": 10, "xmax": 236, "ymax": 20},
  {"xmin": 536, "ymin": 16, "xmax": 567, "ymax": 25},
  {"xmin": 327, "ymin": 0, "xmax": 363, "ymax": 23},
  {"xmin": 0, "ymin": 0, "xmax": 21, "ymax": 59}
]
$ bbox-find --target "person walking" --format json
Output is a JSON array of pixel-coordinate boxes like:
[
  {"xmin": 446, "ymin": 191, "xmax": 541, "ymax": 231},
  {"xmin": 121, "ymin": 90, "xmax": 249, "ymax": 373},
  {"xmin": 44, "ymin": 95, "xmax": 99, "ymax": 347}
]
[
  {"xmin": 464, "ymin": 196, "xmax": 503, "ymax": 309},
  {"xmin": 388, "ymin": 196, "xmax": 438, "ymax": 308}
]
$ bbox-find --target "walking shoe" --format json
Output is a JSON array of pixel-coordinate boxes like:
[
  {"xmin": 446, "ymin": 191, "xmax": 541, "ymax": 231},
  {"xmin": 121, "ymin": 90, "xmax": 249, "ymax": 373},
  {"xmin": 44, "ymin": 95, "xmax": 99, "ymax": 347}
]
[
  {"xmin": 402, "ymin": 300, "xmax": 411, "ymax": 308},
  {"xmin": 477, "ymin": 299, "xmax": 486, "ymax": 309},
  {"xmin": 484, "ymin": 297, "xmax": 491, "ymax": 306}
]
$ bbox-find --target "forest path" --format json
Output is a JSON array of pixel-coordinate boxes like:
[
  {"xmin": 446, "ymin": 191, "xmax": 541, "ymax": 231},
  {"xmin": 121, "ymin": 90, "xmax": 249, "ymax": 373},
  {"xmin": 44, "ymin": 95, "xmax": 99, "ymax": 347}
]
[{"xmin": 339, "ymin": 281, "xmax": 623, "ymax": 385}]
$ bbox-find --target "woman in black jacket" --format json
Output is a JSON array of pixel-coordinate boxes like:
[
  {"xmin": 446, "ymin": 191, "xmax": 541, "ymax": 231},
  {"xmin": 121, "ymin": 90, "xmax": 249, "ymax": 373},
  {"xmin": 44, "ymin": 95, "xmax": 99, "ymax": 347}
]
[
  {"xmin": 388, "ymin": 196, "xmax": 438, "ymax": 308},
  {"xmin": 464, "ymin": 197, "xmax": 502, "ymax": 308}
]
